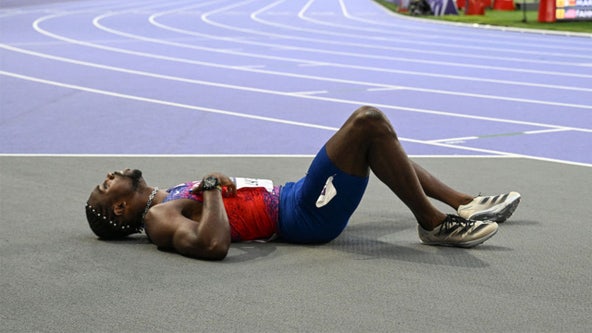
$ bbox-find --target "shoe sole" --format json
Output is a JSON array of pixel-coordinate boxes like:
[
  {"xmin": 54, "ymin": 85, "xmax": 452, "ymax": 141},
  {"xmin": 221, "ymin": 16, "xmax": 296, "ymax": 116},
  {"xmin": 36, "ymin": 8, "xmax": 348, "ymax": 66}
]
[{"xmin": 468, "ymin": 196, "xmax": 521, "ymax": 223}]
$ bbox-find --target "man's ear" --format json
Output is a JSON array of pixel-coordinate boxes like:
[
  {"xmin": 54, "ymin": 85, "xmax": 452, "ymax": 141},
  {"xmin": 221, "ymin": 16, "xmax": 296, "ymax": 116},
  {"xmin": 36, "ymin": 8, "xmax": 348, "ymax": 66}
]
[{"xmin": 113, "ymin": 201, "xmax": 126, "ymax": 216}]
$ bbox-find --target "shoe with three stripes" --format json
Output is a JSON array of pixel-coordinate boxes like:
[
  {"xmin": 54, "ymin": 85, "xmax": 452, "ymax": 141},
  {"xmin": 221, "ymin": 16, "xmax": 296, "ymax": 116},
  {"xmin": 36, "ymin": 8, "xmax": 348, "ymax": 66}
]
[
  {"xmin": 418, "ymin": 215, "xmax": 498, "ymax": 248},
  {"xmin": 457, "ymin": 192, "xmax": 521, "ymax": 223}
]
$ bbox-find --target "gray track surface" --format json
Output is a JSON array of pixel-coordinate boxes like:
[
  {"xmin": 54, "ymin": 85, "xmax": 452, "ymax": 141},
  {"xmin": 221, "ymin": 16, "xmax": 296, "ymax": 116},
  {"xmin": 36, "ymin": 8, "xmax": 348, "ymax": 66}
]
[{"xmin": 2, "ymin": 156, "xmax": 591, "ymax": 332}]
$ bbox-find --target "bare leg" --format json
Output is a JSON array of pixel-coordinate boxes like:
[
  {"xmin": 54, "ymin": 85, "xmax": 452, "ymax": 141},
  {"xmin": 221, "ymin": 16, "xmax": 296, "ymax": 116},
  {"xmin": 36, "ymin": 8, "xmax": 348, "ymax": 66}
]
[
  {"xmin": 325, "ymin": 106, "xmax": 448, "ymax": 230},
  {"xmin": 411, "ymin": 161, "xmax": 473, "ymax": 209}
]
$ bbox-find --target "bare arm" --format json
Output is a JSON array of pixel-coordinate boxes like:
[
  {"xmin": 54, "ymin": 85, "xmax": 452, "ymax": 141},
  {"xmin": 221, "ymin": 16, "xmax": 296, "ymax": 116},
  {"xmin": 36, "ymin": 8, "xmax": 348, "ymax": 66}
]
[
  {"xmin": 173, "ymin": 188, "xmax": 231, "ymax": 260},
  {"xmin": 145, "ymin": 174, "xmax": 234, "ymax": 260}
]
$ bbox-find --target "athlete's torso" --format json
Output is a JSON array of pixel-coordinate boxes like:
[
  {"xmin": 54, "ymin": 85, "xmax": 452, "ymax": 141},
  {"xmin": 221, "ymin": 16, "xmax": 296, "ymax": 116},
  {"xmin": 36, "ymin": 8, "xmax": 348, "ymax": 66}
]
[{"xmin": 163, "ymin": 179, "xmax": 281, "ymax": 242}]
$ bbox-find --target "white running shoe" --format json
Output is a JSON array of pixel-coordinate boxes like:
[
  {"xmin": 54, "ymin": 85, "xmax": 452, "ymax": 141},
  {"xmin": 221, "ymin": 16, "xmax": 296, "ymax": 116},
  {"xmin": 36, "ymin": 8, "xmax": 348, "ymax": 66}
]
[
  {"xmin": 418, "ymin": 215, "xmax": 498, "ymax": 248},
  {"xmin": 458, "ymin": 192, "xmax": 521, "ymax": 223}
]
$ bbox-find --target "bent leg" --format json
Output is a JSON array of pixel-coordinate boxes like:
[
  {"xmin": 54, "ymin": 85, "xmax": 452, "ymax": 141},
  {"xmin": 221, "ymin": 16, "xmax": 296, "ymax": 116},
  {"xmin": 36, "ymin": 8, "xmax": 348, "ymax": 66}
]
[
  {"xmin": 325, "ymin": 106, "xmax": 466, "ymax": 229},
  {"xmin": 411, "ymin": 161, "xmax": 473, "ymax": 209}
]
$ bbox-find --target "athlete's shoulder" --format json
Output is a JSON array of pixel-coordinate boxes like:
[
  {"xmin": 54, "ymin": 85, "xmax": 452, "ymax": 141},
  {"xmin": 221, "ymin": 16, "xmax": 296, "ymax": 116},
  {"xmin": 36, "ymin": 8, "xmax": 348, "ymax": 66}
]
[{"xmin": 144, "ymin": 199, "xmax": 201, "ymax": 248}]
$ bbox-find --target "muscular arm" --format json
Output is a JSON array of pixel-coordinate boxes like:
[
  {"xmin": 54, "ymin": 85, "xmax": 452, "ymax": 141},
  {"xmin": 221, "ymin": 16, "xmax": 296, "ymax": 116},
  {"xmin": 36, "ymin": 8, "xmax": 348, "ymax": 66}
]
[
  {"xmin": 146, "ymin": 189, "xmax": 231, "ymax": 261},
  {"xmin": 175, "ymin": 189, "xmax": 231, "ymax": 260}
]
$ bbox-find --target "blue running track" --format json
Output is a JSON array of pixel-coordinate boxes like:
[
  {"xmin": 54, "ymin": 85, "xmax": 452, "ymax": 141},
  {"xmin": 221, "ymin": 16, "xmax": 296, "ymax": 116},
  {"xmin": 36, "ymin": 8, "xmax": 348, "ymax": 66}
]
[{"xmin": 1, "ymin": 0, "xmax": 591, "ymax": 165}]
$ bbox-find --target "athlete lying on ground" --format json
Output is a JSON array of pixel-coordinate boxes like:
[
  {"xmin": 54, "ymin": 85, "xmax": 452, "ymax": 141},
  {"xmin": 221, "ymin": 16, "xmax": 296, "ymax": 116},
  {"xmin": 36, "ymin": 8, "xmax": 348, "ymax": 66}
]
[{"xmin": 85, "ymin": 106, "xmax": 521, "ymax": 260}]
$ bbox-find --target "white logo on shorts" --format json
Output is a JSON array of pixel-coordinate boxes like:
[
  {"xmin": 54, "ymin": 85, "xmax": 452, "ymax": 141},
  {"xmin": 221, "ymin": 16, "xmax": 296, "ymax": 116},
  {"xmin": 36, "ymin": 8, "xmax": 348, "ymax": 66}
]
[{"xmin": 316, "ymin": 175, "xmax": 337, "ymax": 208}]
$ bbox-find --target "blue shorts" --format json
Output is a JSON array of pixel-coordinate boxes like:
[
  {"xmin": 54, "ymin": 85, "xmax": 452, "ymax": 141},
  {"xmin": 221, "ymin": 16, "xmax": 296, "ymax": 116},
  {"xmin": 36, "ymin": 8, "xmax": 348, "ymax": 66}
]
[{"xmin": 278, "ymin": 146, "xmax": 369, "ymax": 243}]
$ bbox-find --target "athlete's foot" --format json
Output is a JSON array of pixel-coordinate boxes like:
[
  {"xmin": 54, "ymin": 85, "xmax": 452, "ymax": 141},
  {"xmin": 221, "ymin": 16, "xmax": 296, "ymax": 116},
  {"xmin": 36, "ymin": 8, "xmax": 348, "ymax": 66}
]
[
  {"xmin": 458, "ymin": 192, "xmax": 521, "ymax": 223},
  {"xmin": 418, "ymin": 214, "xmax": 498, "ymax": 248}
]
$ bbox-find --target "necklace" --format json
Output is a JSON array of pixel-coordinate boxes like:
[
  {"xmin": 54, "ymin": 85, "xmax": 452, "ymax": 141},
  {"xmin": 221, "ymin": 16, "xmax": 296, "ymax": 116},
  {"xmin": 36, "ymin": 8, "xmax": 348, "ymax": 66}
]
[{"xmin": 141, "ymin": 187, "xmax": 159, "ymax": 223}]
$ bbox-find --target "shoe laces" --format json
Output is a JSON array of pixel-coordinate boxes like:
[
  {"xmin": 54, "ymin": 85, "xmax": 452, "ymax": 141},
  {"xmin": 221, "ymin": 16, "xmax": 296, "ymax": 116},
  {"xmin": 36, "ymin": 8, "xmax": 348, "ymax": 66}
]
[{"xmin": 439, "ymin": 214, "xmax": 476, "ymax": 234}]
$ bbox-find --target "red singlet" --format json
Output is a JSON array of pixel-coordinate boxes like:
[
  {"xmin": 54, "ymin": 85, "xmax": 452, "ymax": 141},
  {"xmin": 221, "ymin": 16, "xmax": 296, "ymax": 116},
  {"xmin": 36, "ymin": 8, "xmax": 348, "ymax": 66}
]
[{"xmin": 163, "ymin": 181, "xmax": 281, "ymax": 242}]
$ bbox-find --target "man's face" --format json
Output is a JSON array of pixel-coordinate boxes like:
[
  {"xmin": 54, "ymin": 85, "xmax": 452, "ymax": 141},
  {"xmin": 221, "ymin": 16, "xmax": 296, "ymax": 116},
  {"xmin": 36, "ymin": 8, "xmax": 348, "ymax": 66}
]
[{"xmin": 88, "ymin": 169, "xmax": 145, "ymax": 207}]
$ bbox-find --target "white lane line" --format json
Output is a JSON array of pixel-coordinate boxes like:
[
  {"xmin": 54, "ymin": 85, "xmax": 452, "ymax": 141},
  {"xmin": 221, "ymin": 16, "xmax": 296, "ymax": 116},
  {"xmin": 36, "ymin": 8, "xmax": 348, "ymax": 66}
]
[
  {"xmin": 198, "ymin": 0, "xmax": 592, "ymax": 76},
  {"xmin": 367, "ymin": 87, "xmax": 406, "ymax": 92},
  {"xmin": 9, "ymin": 11, "xmax": 592, "ymax": 115},
  {"xmin": 297, "ymin": 63, "xmax": 330, "ymax": 67},
  {"xmin": 77, "ymin": 8, "xmax": 592, "ymax": 103},
  {"xmin": 72, "ymin": 3, "xmax": 581, "ymax": 90},
  {"xmin": 233, "ymin": 65, "xmax": 266, "ymax": 69},
  {"xmin": 428, "ymin": 136, "xmax": 480, "ymax": 143},
  {"xmin": 0, "ymin": 69, "xmax": 534, "ymax": 161},
  {"xmin": 0, "ymin": 69, "xmax": 340, "ymax": 131},
  {"xmin": 4, "ymin": 5, "xmax": 592, "ymax": 125},
  {"xmin": 524, "ymin": 128, "xmax": 573, "ymax": 135},
  {"xmin": 2, "ymin": 69, "xmax": 590, "ymax": 167},
  {"xmin": 4, "ymin": 43, "xmax": 591, "ymax": 133},
  {"xmin": 428, "ymin": 128, "xmax": 571, "ymax": 143},
  {"xmin": 6, "ymin": 0, "xmax": 592, "ymax": 65},
  {"xmin": 148, "ymin": 13, "xmax": 592, "ymax": 94},
  {"xmin": 429, "ymin": 128, "xmax": 577, "ymax": 143},
  {"xmin": 0, "ymin": 153, "xmax": 319, "ymax": 158},
  {"xmin": 3, "ymin": 42, "xmax": 591, "ymax": 133},
  {"xmin": 290, "ymin": 90, "xmax": 328, "ymax": 95},
  {"xmin": 247, "ymin": 0, "xmax": 592, "ymax": 62},
  {"xmin": 0, "ymin": 154, "xmax": 516, "ymax": 158}
]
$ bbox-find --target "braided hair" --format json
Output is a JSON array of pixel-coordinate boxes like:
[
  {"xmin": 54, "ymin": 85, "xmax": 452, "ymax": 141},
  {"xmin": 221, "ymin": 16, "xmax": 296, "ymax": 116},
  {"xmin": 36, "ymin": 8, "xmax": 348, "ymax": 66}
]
[{"xmin": 85, "ymin": 203, "xmax": 142, "ymax": 240}]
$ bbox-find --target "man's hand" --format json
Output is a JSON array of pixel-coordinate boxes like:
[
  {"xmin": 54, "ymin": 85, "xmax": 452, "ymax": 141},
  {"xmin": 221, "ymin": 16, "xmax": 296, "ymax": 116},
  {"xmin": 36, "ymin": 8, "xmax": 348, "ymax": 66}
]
[{"xmin": 191, "ymin": 172, "xmax": 237, "ymax": 197}]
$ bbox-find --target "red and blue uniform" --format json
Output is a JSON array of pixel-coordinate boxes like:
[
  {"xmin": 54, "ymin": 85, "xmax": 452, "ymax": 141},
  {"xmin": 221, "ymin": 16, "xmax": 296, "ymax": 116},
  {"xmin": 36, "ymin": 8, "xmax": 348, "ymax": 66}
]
[
  {"xmin": 163, "ymin": 181, "xmax": 280, "ymax": 242},
  {"xmin": 162, "ymin": 146, "xmax": 369, "ymax": 244}
]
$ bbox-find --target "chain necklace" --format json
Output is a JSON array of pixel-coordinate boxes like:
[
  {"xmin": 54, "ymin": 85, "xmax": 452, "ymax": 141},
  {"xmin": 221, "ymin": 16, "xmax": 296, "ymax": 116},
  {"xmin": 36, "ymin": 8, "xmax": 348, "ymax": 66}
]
[{"xmin": 141, "ymin": 187, "xmax": 159, "ymax": 223}]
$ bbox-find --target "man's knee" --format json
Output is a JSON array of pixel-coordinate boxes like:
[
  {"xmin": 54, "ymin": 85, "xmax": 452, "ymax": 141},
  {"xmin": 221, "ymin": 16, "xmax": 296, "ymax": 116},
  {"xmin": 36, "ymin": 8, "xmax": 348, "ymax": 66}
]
[{"xmin": 351, "ymin": 106, "xmax": 394, "ymax": 135}]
